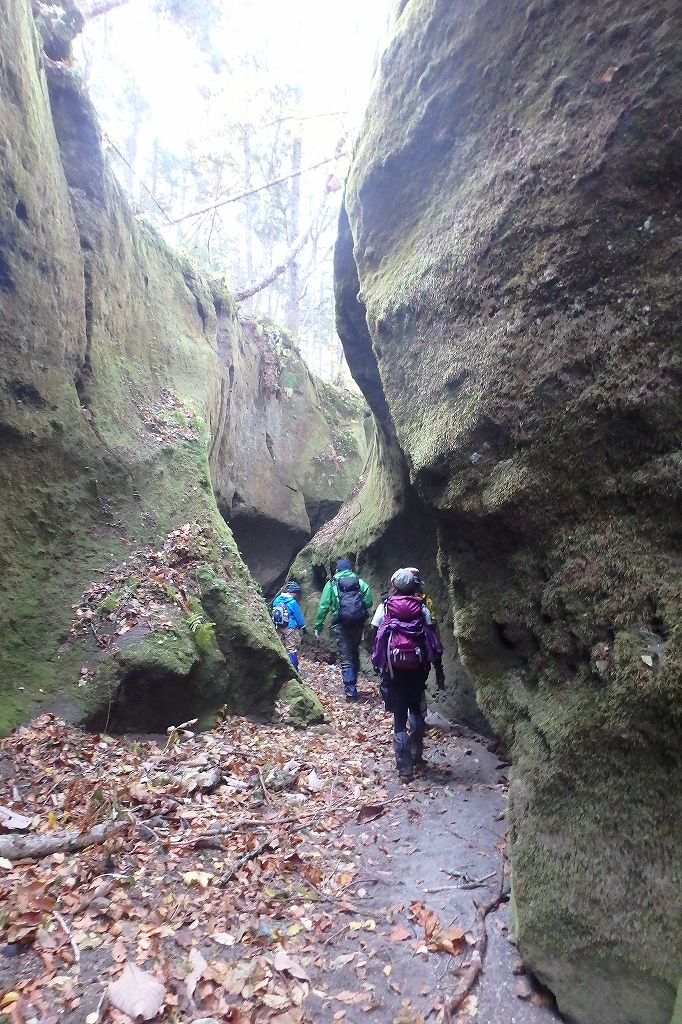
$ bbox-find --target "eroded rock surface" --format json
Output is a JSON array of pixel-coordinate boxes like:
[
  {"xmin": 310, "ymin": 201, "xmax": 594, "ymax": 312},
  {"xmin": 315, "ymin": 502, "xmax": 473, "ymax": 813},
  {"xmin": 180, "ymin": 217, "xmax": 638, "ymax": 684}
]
[
  {"xmin": 339, "ymin": 0, "xmax": 682, "ymax": 1020},
  {"xmin": 210, "ymin": 312, "xmax": 367, "ymax": 596}
]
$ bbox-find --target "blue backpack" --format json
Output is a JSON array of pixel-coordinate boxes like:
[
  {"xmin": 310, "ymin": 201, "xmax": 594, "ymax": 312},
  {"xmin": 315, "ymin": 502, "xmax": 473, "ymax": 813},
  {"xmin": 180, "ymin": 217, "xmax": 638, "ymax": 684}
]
[{"xmin": 272, "ymin": 598, "xmax": 291, "ymax": 627}]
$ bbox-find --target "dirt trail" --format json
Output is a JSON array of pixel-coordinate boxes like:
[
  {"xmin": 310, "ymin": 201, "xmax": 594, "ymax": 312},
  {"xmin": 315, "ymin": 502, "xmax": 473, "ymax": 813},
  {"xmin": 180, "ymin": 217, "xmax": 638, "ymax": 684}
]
[
  {"xmin": 297, "ymin": 664, "xmax": 561, "ymax": 1024},
  {"xmin": 0, "ymin": 660, "xmax": 562, "ymax": 1024}
]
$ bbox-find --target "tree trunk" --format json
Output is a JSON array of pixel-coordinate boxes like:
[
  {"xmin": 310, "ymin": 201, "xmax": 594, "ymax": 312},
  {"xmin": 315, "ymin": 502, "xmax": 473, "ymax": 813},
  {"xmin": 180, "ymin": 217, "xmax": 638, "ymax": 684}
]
[
  {"xmin": 242, "ymin": 126, "xmax": 254, "ymax": 314},
  {"xmin": 286, "ymin": 137, "xmax": 302, "ymax": 337},
  {"xmin": 235, "ymin": 176, "xmax": 335, "ymax": 304},
  {"xmin": 144, "ymin": 136, "xmax": 159, "ymax": 212}
]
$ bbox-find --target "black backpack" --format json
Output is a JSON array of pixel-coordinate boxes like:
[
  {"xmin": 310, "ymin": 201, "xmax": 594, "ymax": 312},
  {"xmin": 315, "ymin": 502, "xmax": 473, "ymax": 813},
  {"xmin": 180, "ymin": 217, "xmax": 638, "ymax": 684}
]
[{"xmin": 334, "ymin": 575, "xmax": 368, "ymax": 625}]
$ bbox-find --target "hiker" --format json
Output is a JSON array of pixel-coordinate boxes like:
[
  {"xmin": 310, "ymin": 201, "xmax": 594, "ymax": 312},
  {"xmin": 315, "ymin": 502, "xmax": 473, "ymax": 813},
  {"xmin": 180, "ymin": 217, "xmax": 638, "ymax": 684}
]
[
  {"xmin": 272, "ymin": 581, "xmax": 306, "ymax": 670},
  {"xmin": 371, "ymin": 568, "xmax": 443, "ymax": 781},
  {"xmin": 406, "ymin": 568, "xmax": 446, "ymax": 729},
  {"xmin": 314, "ymin": 558, "xmax": 373, "ymax": 700},
  {"xmin": 408, "ymin": 568, "xmax": 444, "ymax": 649}
]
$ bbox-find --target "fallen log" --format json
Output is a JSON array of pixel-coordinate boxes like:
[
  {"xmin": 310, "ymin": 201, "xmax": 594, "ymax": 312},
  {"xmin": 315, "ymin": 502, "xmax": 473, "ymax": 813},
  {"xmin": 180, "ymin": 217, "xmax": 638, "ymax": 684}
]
[
  {"xmin": 0, "ymin": 820, "xmax": 122, "ymax": 861},
  {"xmin": 443, "ymin": 858, "xmax": 506, "ymax": 1022}
]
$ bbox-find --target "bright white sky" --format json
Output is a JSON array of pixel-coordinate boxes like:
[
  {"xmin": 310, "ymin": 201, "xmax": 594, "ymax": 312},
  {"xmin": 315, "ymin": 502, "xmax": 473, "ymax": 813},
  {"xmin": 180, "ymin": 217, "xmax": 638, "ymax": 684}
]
[{"xmin": 79, "ymin": 0, "xmax": 390, "ymax": 162}]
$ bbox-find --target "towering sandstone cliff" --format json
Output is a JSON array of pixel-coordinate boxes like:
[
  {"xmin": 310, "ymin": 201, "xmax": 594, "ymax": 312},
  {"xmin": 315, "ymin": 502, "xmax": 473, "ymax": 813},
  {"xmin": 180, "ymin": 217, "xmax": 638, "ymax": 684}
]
[
  {"xmin": 336, "ymin": 0, "xmax": 682, "ymax": 1021},
  {"xmin": 0, "ymin": 0, "xmax": 365, "ymax": 733}
]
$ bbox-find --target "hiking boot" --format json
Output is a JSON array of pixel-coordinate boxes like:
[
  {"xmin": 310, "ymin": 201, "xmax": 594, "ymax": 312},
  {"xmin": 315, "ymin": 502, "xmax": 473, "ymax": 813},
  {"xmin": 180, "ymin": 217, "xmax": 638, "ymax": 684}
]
[
  {"xmin": 393, "ymin": 731, "xmax": 413, "ymax": 781},
  {"xmin": 345, "ymin": 689, "xmax": 358, "ymax": 702},
  {"xmin": 408, "ymin": 711, "xmax": 426, "ymax": 765}
]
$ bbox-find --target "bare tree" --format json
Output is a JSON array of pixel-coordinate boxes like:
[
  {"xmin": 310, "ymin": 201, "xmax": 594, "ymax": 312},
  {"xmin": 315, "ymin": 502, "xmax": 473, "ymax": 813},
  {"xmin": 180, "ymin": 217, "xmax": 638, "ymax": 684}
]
[
  {"xmin": 235, "ymin": 174, "xmax": 340, "ymax": 303},
  {"xmin": 286, "ymin": 136, "xmax": 302, "ymax": 335},
  {"xmin": 81, "ymin": 0, "xmax": 132, "ymax": 19}
]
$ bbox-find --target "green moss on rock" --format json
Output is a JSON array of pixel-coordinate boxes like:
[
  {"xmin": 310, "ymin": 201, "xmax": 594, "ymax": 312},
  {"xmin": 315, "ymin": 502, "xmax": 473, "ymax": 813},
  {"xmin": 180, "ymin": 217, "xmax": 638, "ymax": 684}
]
[
  {"xmin": 338, "ymin": 0, "xmax": 682, "ymax": 1020},
  {"xmin": 0, "ymin": 0, "xmax": 299, "ymax": 736},
  {"xmin": 278, "ymin": 679, "xmax": 325, "ymax": 727}
]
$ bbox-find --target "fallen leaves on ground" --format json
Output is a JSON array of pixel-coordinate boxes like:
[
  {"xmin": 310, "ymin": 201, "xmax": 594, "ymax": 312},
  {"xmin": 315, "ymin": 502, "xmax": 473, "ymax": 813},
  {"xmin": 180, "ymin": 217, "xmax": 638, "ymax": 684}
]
[{"xmin": 0, "ymin": 657, "xmax": 508, "ymax": 1023}]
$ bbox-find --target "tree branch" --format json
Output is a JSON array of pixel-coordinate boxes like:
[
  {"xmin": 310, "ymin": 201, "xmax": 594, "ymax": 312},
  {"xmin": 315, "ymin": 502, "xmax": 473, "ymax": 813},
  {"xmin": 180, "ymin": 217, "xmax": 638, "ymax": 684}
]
[
  {"xmin": 170, "ymin": 154, "xmax": 342, "ymax": 226},
  {"xmin": 235, "ymin": 175, "xmax": 339, "ymax": 303},
  {"xmin": 0, "ymin": 820, "xmax": 122, "ymax": 861},
  {"xmin": 443, "ymin": 858, "xmax": 506, "ymax": 1022},
  {"xmin": 81, "ymin": 0, "xmax": 132, "ymax": 19}
]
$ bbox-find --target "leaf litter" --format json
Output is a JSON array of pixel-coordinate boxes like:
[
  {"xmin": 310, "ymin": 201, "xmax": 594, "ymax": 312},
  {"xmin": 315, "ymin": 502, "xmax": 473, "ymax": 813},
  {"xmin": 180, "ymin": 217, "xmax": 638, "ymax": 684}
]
[{"xmin": 0, "ymin": 658, "xmax": 555, "ymax": 1024}]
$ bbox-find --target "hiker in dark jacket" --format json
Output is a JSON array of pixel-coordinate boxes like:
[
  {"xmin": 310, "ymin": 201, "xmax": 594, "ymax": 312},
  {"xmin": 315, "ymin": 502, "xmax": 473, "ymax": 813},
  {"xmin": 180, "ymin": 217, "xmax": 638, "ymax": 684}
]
[
  {"xmin": 272, "ymin": 581, "xmax": 306, "ymax": 670},
  {"xmin": 371, "ymin": 568, "xmax": 443, "ymax": 781},
  {"xmin": 315, "ymin": 558, "xmax": 372, "ymax": 700}
]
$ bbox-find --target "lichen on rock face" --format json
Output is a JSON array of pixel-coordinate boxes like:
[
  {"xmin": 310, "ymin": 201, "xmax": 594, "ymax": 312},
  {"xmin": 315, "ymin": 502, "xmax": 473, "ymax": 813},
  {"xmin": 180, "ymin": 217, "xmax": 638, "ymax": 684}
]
[
  {"xmin": 339, "ymin": 0, "xmax": 682, "ymax": 1019},
  {"xmin": 0, "ymin": 0, "xmax": 307, "ymax": 735}
]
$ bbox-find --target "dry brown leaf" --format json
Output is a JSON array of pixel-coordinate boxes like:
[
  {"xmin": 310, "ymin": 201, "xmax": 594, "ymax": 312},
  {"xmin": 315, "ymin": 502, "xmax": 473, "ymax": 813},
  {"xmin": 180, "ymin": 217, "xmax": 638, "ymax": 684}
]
[
  {"xmin": 335, "ymin": 990, "xmax": 367, "ymax": 1004},
  {"xmin": 273, "ymin": 949, "xmax": 310, "ymax": 981},
  {"xmin": 410, "ymin": 901, "xmax": 441, "ymax": 941},
  {"xmin": 355, "ymin": 803, "xmax": 385, "ymax": 824},
  {"xmin": 270, "ymin": 1010, "xmax": 303, "ymax": 1024},
  {"xmin": 330, "ymin": 953, "xmax": 355, "ymax": 969},
  {"xmin": 108, "ymin": 962, "xmax": 165, "ymax": 1021},
  {"xmin": 393, "ymin": 1008, "xmax": 425, "ymax": 1023},
  {"xmin": 262, "ymin": 993, "xmax": 291, "ymax": 1010},
  {"xmin": 429, "ymin": 925, "xmax": 465, "ymax": 954},
  {"xmin": 389, "ymin": 924, "xmax": 410, "ymax": 942},
  {"xmin": 0, "ymin": 805, "xmax": 32, "ymax": 831},
  {"xmin": 185, "ymin": 947, "xmax": 208, "ymax": 1001}
]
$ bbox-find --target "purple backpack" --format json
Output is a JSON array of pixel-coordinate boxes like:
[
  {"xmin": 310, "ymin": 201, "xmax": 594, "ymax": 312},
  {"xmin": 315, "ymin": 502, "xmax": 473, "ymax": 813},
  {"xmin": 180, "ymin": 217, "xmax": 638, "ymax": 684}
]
[{"xmin": 386, "ymin": 595, "xmax": 425, "ymax": 671}]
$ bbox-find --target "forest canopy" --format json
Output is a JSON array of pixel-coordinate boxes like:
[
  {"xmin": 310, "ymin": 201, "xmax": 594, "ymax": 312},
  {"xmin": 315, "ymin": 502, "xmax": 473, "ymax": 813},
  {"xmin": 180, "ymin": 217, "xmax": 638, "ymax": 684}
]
[{"xmin": 77, "ymin": 0, "xmax": 387, "ymax": 380}]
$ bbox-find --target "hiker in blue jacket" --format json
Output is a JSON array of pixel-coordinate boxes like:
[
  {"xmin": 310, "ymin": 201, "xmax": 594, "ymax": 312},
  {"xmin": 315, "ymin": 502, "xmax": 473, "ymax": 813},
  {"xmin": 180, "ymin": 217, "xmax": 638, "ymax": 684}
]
[
  {"xmin": 272, "ymin": 581, "xmax": 306, "ymax": 670},
  {"xmin": 315, "ymin": 558, "xmax": 372, "ymax": 700}
]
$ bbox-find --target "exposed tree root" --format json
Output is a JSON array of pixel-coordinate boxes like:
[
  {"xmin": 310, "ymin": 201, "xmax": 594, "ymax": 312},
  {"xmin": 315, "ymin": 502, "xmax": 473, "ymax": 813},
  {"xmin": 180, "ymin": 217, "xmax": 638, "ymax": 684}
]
[
  {"xmin": 443, "ymin": 857, "xmax": 506, "ymax": 1022},
  {"xmin": 0, "ymin": 820, "xmax": 122, "ymax": 861}
]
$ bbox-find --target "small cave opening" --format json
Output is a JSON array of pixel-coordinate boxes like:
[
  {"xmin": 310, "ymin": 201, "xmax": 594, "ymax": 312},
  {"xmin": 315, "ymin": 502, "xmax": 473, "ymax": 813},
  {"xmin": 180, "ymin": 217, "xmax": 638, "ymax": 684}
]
[
  {"xmin": 85, "ymin": 668, "xmax": 197, "ymax": 734},
  {"xmin": 11, "ymin": 379, "xmax": 45, "ymax": 407}
]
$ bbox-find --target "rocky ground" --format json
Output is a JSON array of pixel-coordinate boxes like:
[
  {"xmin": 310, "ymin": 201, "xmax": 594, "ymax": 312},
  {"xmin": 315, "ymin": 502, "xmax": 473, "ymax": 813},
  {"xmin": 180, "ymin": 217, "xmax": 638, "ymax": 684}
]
[{"xmin": 0, "ymin": 660, "xmax": 562, "ymax": 1024}]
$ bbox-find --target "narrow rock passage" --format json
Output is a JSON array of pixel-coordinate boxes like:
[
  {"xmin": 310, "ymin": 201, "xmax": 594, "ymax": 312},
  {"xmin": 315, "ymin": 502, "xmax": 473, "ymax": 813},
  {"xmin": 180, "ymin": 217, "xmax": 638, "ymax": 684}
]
[
  {"xmin": 0, "ymin": 661, "xmax": 562, "ymax": 1024},
  {"xmin": 298, "ymin": 663, "xmax": 562, "ymax": 1024}
]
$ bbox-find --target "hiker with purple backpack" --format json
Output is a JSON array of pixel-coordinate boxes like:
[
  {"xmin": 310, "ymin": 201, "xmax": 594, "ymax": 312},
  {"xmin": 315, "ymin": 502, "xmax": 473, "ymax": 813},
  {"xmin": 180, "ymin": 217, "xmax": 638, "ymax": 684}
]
[{"xmin": 371, "ymin": 568, "xmax": 443, "ymax": 781}]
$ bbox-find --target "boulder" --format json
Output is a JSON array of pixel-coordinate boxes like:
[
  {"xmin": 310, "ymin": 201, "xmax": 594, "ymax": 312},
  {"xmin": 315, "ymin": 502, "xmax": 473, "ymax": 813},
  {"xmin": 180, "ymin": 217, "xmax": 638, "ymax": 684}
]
[
  {"xmin": 340, "ymin": 0, "xmax": 682, "ymax": 1020},
  {"xmin": 210, "ymin": 310, "xmax": 368, "ymax": 595}
]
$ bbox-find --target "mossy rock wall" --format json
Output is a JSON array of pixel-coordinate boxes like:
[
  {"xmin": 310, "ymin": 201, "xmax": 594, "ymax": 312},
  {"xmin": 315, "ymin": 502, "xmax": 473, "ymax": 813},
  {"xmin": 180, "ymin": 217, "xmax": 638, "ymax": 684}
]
[
  {"xmin": 339, "ymin": 0, "xmax": 682, "ymax": 1020},
  {"xmin": 0, "ymin": 0, "xmax": 327, "ymax": 733},
  {"xmin": 210, "ymin": 312, "xmax": 368, "ymax": 596}
]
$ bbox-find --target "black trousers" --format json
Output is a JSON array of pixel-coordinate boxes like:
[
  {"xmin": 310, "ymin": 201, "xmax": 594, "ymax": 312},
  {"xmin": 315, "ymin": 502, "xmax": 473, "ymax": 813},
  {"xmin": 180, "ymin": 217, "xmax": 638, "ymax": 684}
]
[{"xmin": 382, "ymin": 667, "xmax": 429, "ymax": 732}]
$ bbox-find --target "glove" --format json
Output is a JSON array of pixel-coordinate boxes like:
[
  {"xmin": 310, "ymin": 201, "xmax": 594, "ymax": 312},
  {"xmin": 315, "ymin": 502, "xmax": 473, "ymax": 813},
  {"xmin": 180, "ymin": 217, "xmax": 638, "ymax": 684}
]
[
  {"xmin": 314, "ymin": 629, "xmax": 320, "ymax": 639},
  {"xmin": 435, "ymin": 661, "xmax": 445, "ymax": 691},
  {"xmin": 300, "ymin": 626, "xmax": 308, "ymax": 635}
]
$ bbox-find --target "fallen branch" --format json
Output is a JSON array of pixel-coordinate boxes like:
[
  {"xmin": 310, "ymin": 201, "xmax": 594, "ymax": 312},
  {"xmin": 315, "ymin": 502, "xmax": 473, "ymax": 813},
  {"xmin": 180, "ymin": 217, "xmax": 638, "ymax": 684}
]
[
  {"xmin": 0, "ymin": 821, "xmax": 122, "ymax": 861},
  {"xmin": 220, "ymin": 839, "xmax": 271, "ymax": 887},
  {"xmin": 443, "ymin": 858, "xmax": 506, "ymax": 1022},
  {"xmin": 53, "ymin": 910, "xmax": 80, "ymax": 967},
  {"xmin": 171, "ymin": 154, "xmax": 342, "ymax": 225},
  {"xmin": 170, "ymin": 820, "xmax": 273, "ymax": 850}
]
